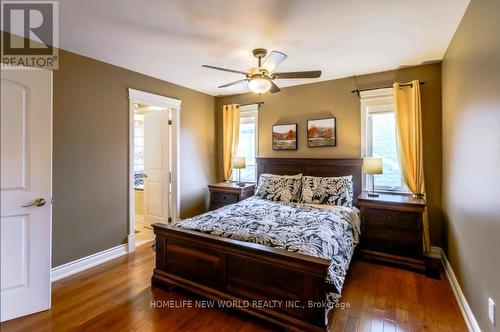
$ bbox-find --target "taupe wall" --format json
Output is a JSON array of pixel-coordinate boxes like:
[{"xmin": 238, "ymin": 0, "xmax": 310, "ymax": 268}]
[
  {"xmin": 53, "ymin": 50, "xmax": 216, "ymax": 267},
  {"xmin": 442, "ymin": 0, "xmax": 500, "ymax": 330},
  {"xmin": 216, "ymin": 64, "xmax": 443, "ymax": 246}
]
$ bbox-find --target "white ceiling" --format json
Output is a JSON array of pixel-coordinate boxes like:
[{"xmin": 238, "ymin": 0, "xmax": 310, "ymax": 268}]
[{"xmin": 59, "ymin": 0, "xmax": 469, "ymax": 96}]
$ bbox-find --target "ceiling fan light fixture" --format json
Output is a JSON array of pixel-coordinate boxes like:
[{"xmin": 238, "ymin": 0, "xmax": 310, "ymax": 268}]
[
  {"xmin": 248, "ymin": 77, "xmax": 271, "ymax": 94},
  {"xmin": 203, "ymin": 48, "xmax": 321, "ymax": 94}
]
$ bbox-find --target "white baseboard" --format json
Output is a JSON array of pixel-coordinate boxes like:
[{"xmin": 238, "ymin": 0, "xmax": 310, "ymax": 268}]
[
  {"xmin": 51, "ymin": 244, "xmax": 128, "ymax": 282},
  {"xmin": 127, "ymin": 233, "xmax": 136, "ymax": 253},
  {"xmin": 432, "ymin": 246, "xmax": 481, "ymax": 332},
  {"xmin": 427, "ymin": 246, "xmax": 443, "ymax": 259}
]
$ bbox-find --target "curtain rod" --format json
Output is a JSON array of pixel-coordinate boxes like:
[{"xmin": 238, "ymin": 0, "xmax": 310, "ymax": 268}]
[
  {"xmin": 237, "ymin": 101, "xmax": 264, "ymax": 108},
  {"xmin": 351, "ymin": 81, "xmax": 425, "ymax": 97}
]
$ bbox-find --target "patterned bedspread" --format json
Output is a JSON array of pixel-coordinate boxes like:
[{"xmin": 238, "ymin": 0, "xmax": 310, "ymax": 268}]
[{"xmin": 175, "ymin": 197, "xmax": 360, "ymax": 306}]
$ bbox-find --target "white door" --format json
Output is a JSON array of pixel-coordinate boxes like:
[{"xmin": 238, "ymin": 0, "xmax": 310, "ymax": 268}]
[
  {"xmin": 143, "ymin": 110, "xmax": 170, "ymax": 228},
  {"xmin": 0, "ymin": 68, "xmax": 52, "ymax": 321}
]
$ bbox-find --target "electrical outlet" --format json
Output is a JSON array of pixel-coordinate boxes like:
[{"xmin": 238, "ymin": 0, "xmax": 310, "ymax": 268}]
[{"xmin": 489, "ymin": 297, "xmax": 496, "ymax": 325}]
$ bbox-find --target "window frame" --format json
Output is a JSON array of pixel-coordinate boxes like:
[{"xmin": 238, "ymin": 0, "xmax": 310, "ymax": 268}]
[
  {"xmin": 360, "ymin": 88, "xmax": 409, "ymax": 194},
  {"xmin": 133, "ymin": 113, "xmax": 145, "ymax": 190},
  {"xmin": 232, "ymin": 104, "xmax": 259, "ymax": 183}
]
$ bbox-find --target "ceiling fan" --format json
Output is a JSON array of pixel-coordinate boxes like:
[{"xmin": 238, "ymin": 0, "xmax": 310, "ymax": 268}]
[{"xmin": 202, "ymin": 48, "xmax": 321, "ymax": 94}]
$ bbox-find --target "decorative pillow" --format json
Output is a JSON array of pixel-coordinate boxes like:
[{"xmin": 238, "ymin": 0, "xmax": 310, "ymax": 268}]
[
  {"xmin": 255, "ymin": 173, "xmax": 302, "ymax": 203},
  {"xmin": 300, "ymin": 175, "xmax": 354, "ymax": 208}
]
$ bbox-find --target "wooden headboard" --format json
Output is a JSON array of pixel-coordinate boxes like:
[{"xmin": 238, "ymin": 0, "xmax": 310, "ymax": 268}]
[{"xmin": 255, "ymin": 157, "xmax": 363, "ymax": 206}]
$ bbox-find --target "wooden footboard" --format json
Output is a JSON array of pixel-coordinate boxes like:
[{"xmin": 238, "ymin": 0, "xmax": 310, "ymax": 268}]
[{"xmin": 152, "ymin": 223, "xmax": 330, "ymax": 331}]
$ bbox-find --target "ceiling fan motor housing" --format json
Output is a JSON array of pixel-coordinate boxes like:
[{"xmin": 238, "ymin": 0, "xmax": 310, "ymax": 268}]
[{"xmin": 249, "ymin": 67, "xmax": 271, "ymax": 79}]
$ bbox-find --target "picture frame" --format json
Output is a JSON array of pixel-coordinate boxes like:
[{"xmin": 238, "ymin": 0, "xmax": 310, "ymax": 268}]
[
  {"xmin": 307, "ymin": 117, "xmax": 336, "ymax": 147},
  {"xmin": 272, "ymin": 124, "xmax": 297, "ymax": 150}
]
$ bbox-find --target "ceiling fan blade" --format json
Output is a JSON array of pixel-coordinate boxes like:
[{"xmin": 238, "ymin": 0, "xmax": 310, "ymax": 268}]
[
  {"xmin": 273, "ymin": 70, "xmax": 322, "ymax": 79},
  {"xmin": 261, "ymin": 51, "xmax": 287, "ymax": 72},
  {"xmin": 270, "ymin": 81, "xmax": 281, "ymax": 93},
  {"xmin": 202, "ymin": 65, "xmax": 247, "ymax": 75},
  {"xmin": 218, "ymin": 79, "xmax": 249, "ymax": 88}
]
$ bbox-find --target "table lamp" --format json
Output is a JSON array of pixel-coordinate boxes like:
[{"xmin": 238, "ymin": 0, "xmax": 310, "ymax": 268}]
[
  {"xmin": 363, "ymin": 157, "xmax": 383, "ymax": 197},
  {"xmin": 233, "ymin": 156, "xmax": 246, "ymax": 187}
]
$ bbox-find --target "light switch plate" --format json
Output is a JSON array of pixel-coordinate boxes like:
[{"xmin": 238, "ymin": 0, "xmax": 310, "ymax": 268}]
[{"xmin": 489, "ymin": 297, "xmax": 496, "ymax": 325}]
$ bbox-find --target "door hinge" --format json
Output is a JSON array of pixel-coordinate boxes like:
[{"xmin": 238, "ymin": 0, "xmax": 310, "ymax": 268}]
[
  {"xmin": 169, "ymin": 172, "xmax": 172, "ymax": 183},
  {"xmin": 168, "ymin": 120, "xmax": 172, "ymax": 125}
]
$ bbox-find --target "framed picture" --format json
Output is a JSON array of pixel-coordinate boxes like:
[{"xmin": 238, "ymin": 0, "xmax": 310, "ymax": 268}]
[
  {"xmin": 272, "ymin": 124, "xmax": 297, "ymax": 150},
  {"xmin": 307, "ymin": 117, "xmax": 336, "ymax": 147}
]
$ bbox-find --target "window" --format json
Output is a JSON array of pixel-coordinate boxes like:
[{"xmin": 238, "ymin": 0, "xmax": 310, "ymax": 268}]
[
  {"xmin": 133, "ymin": 113, "xmax": 145, "ymax": 189},
  {"xmin": 232, "ymin": 105, "xmax": 258, "ymax": 183},
  {"xmin": 361, "ymin": 89, "xmax": 408, "ymax": 193}
]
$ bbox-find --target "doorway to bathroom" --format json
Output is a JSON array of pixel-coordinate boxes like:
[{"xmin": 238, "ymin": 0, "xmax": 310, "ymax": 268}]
[{"xmin": 128, "ymin": 89, "xmax": 180, "ymax": 250}]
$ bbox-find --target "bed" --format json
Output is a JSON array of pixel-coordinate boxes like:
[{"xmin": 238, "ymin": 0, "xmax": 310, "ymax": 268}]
[{"xmin": 152, "ymin": 157, "xmax": 363, "ymax": 331}]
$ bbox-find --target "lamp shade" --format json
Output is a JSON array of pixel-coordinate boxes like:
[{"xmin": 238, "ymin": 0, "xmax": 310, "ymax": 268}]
[
  {"xmin": 363, "ymin": 157, "xmax": 383, "ymax": 174},
  {"xmin": 233, "ymin": 156, "xmax": 246, "ymax": 169}
]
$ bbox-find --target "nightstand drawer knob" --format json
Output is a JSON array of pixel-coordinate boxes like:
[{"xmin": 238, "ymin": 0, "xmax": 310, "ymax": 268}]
[{"xmin": 387, "ymin": 215, "xmax": 393, "ymax": 220}]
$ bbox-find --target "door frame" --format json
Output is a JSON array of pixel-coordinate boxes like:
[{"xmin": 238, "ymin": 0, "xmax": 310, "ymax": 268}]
[{"xmin": 127, "ymin": 88, "xmax": 181, "ymax": 252}]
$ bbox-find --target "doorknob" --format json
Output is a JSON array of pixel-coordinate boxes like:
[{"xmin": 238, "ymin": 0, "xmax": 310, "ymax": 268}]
[
  {"xmin": 144, "ymin": 174, "xmax": 148, "ymax": 178},
  {"xmin": 22, "ymin": 198, "xmax": 46, "ymax": 207}
]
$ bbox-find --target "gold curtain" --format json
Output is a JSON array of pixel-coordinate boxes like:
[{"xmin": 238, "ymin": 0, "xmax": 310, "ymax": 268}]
[
  {"xmin": 222, "ymin": 104, "xmax": 240, "ymax": 181},
  {"xmin": 393, "ymin": 80, "xmax": 430, "ymax": 253}
]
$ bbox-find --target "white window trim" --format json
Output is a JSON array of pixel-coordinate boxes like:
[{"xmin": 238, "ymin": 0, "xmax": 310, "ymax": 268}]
[
  {"xmin": 233, "ymin": 104, "xmax": 259, "ymax": 183},
  {"xmin": 360, "ymin": 88, "xmax": 408, "ymax": 194}
]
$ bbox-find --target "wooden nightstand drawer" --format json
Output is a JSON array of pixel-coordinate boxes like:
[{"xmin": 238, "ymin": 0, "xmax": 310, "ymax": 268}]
[
  {"xmin": 357, "ymin": 191, "xmax": 426, "ymax": 272},
  {"xmin": 363, "ymin": 227, "xmax": 420, "ymax": 258},
  {"xmin": 208, "ymin": 183, "xmax": 256, "ymax": 211},
  {"xmin": 365, "ymin": 209, "xmax": 419, "ymax": 229},
  {"xmin": 210, "ymin": 202, "xmax": 228, "ymax": 211},
  {"xmin": 211, "ymin": 192, "xmax": 238, "ymax": 204}
]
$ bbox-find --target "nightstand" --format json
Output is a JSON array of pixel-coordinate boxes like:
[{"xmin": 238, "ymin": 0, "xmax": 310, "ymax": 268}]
[
  {"xmin": 208, "ymin": 182, "xmax": 255, "ymax": 211},
  {"xmin": 357, "ymin": 191, "xmax": 427, "ymax": 272}
]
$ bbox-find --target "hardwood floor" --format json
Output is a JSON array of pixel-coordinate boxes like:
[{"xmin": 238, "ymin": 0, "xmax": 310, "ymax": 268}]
[
  {"xmin": 135, "ymin": 224, "xmax": 154, "ymax": 245},
  {"xmin": 1, "ymin": 242, "xmax": 467, "ymax": 332},
  {"xmin": 329, "ymin": 260, "xmax": 467, "ymax": 331}
]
